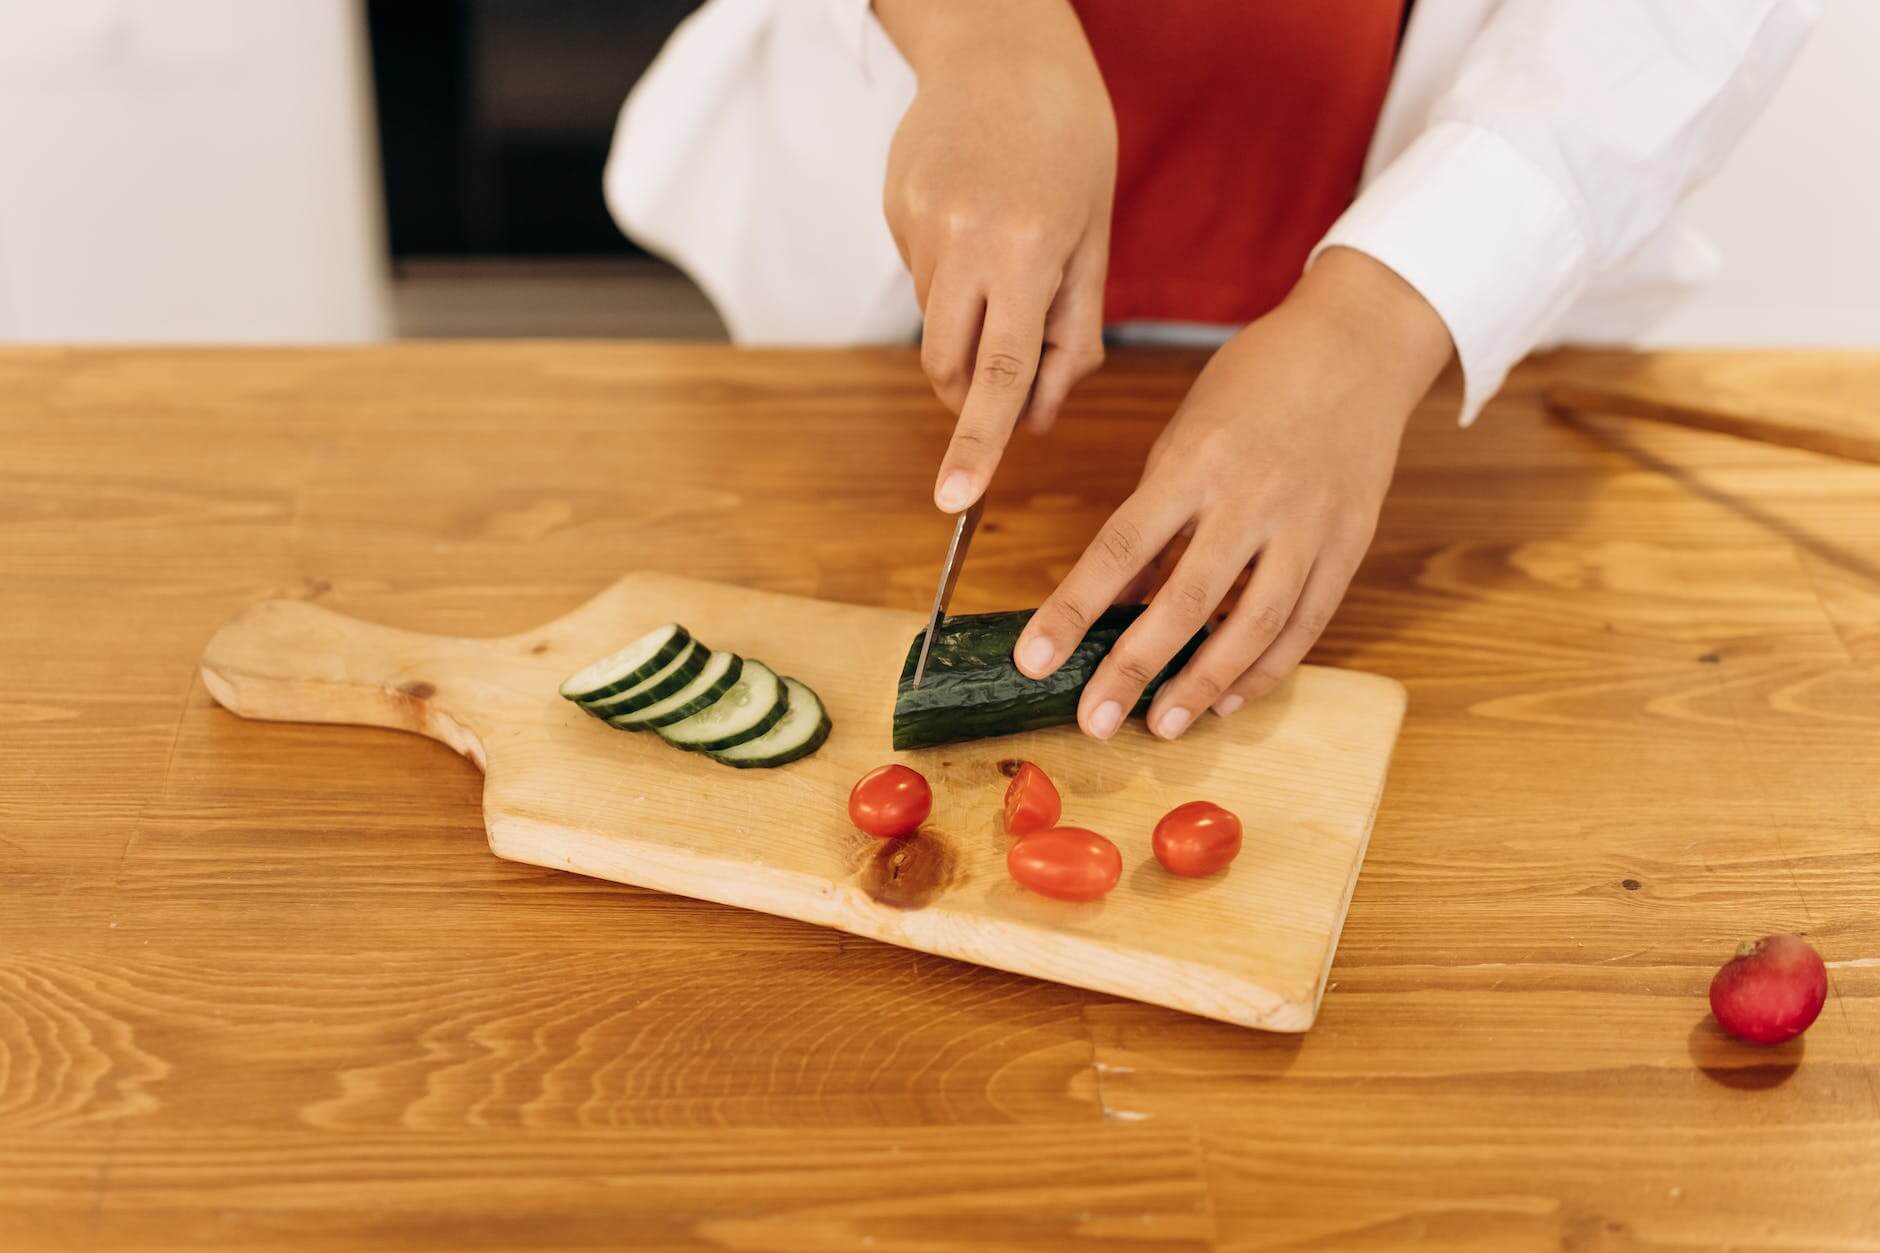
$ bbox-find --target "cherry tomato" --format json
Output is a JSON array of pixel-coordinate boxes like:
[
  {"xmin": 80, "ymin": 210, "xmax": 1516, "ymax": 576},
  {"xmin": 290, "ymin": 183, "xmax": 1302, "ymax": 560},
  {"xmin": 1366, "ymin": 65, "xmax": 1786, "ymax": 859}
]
[
  {"xmin": 1002, "ymin": 761, "xmax": 1062, "ymax": 836},
  {"xmin": 1006, "ymin": 827, "xmax": 1122, "ymax": 901},
  {"xmin": 848, "ymin": 764, "xmax": 932, "ymax": 839},
  {"xmin": 1152, "ymin": 801, "xmax": 1242, "ymax": 877}
]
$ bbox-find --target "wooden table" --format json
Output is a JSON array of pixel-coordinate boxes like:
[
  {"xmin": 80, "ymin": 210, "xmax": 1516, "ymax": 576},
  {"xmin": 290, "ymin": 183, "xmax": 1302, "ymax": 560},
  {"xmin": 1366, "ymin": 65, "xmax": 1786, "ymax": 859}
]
[{"xmin": 3, "ymin": 345, "xmax": 1876, "ymax": 1251}]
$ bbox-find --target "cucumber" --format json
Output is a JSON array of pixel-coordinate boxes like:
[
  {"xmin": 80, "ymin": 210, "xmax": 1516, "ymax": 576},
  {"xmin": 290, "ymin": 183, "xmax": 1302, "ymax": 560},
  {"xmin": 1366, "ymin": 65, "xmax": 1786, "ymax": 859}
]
[
  {"xmin": 891, "ymin": 605, "xmax": 1208, "ymax": 750},
  {"xmin": 657, "ymin": 659, "xmax": 788, "ymax": 752},
  {"xmin": 558, "ymin": 624, "xmax": 690, "ymax": 702},
  {"xmin": 709, "ymin": 677, "xmax": 831, "ymax": 768},
  {"xmin": 579, "ymin": 639, "xmax": 707, "ymax": 719},
  {"xmin": 607, "ymin": 650, "xmax": 742, "ymax": 729}
]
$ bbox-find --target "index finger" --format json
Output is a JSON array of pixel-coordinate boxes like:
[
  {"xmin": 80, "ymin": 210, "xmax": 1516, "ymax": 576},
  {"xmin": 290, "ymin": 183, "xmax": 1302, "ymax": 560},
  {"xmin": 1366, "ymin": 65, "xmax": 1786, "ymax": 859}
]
[
  {"xmin": 1013, "ymin": 490, "xmax": 1187, "ymax": 681},
  {"xmin": 932, "ymin": 277, "xmax": 1055, "ymax": 513}
]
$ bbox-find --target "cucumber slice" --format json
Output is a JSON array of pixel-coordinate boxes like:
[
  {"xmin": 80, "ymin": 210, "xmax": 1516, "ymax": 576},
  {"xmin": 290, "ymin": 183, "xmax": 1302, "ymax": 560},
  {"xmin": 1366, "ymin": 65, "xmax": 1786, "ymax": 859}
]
[
  {"xmin": 608, "ymin": 650, "xmax": 743, "ymax": 729},
  {"xmin": 559, "ymin": 624, "xmax": 690, "ymax": 702},
  {"xmin": 579, "ymin": 639, "xmax": 707, "ymax": 719},
  {"xmin": 708, "ymin": 677, "xmax": 831, "ymax": 768},
  {"xmin": 657, "ymin": 659, "xmax": 788, "ymax": 752}
]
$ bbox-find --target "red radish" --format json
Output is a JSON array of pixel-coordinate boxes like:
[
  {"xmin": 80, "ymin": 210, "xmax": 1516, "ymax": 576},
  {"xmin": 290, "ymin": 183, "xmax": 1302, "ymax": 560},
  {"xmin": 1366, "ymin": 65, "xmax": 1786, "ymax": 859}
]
[
  {"xmin": 1708, "ymin": 933, "xmax": 1827, "ymax": 1046},
  {"xmin": 1002, "ymin": 761, "xmax": 1061, "ymax": 836}
]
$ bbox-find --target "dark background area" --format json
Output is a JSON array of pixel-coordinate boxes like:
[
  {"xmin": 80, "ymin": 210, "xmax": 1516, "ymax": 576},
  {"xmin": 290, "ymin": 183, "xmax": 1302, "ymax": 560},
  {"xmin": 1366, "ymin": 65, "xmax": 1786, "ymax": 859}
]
[{"xmin": 366, "ymin": 0, "xmax": 704, "ymax": 259}]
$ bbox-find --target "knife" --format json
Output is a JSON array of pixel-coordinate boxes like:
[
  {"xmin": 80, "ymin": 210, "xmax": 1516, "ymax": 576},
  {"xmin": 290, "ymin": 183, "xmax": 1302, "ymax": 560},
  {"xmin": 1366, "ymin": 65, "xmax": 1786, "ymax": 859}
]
[{"xmin": 910, "ymin": 497, "xmax": 984, "ymax": 687}]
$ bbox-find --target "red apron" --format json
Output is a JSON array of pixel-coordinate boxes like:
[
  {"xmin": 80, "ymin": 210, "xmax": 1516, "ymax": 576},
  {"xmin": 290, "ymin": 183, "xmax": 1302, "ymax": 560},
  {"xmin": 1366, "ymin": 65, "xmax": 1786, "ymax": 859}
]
[{"xmin": 1069, "ymin": 2, "xmax": 1404, "ymax": 325}]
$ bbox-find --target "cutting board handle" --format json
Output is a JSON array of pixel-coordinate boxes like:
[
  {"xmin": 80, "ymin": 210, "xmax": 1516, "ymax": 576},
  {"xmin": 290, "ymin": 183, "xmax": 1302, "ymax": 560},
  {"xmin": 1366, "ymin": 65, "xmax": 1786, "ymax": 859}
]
[{"xmin": 200, "ymin": 598, "xmax": 490, "ymax": 768}]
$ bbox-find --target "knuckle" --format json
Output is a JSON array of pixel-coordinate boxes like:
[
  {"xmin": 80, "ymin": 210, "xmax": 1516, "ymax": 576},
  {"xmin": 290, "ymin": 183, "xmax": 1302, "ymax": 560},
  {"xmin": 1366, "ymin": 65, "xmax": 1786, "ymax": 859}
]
[
  {"xmin": 1171, "ymin": 579, "xmax": 1213, "ymax": 619},
  {"xmin": 1252, "ymin": 603, "xmax": 1287, "ymax": 637},
  {"xmin": 1298, "ymin": 604, "xmax": 1333, "ymax": 638},
  {"xmin": 999, "ymin": 219, "xmax": 1052, "ymax": 258},
  {"xmin": 1095, "ymin": 516, "xmax": 1144, "ymax": 571},
  {"xmin": 1048, "ymin": 597, "xmax": 1093, "ymax": 634},
  {"xmin": 1183, "ymin": 669, "xmax": 1227, "ymax": 701},
  {"xmin": 1339, "ymin": 529, "xmax": 1377, "ymax": 560},
  {"xmin": 941, "ymin": 208, "xmax": 979, "ymax": 239},
  {"xmin": 883, "ymin": 184, "xmax": 916, "ymax": 227},
  {"xmin": 1336, "ymin": 512, "xmax": 1380, "ymax": 552},
  {"xmin": 1057, "ymin": 344, "xmax": 1105, "ymax": 381},
  {"xmin": 949, "ymin": 426, "xmax": 993, "ymax": 453},
  {"xmin": 1243, "ymin": 665, "xmax": 1286, "ymax": 695},
  {"xmin": 921, "ymin": 347, "xmax": 960, "ymax": 387},
  {"xmin": 976, "ymin": 351, "xmax": 1027, "ymax": 391},
  {"xmin": 1108, "ymin": 651, "xmax": 1158, "ymax": 689}
]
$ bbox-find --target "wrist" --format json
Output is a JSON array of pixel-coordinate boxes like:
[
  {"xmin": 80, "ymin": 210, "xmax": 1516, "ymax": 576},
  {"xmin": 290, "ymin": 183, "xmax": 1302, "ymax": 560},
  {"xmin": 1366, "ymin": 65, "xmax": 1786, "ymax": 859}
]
[
  {"xmin": 1288, "ymin": 246, "xmax": 1453, "ymax": 398},
  {"xmin": 876, "ymin": 0, "xmax": 1095, "ymax": 78}
]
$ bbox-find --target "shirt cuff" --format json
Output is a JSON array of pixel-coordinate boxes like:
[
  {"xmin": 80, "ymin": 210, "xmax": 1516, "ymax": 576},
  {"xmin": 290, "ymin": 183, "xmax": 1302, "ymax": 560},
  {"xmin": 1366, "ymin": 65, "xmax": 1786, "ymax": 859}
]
[{"xmin": 1311, "ymin": 120, "xmax": 1590, "ymax": 425}]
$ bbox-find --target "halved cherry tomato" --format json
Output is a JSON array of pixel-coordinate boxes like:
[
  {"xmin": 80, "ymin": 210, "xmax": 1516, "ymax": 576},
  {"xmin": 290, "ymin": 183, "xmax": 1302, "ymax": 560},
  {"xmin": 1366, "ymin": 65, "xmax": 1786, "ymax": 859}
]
[
  {"xmin": 848, "ymin": 764, "xmax": 932, "ymax": 839},
  {"xmin": 1002, "ymin": 761, "xmax": 1062, "ymax": 836},
  {"xmin": 1152, "ymin": 801, "xmax": 1242, "ymax": 877},
  {"xmin": 1007, "ymin": 827, "xmax": 1122, "ymax": 901}
]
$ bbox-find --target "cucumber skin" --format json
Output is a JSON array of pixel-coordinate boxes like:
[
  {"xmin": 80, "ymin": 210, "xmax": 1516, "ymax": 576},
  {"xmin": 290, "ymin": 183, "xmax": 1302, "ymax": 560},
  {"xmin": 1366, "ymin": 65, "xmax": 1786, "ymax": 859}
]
[
  {"xmin": 559, "ymin": 625, "xmax": 691, "ymax": 702},
  {"xmin": 578, "ymin": 640, "xmax": 707, "ymax": 717},
  {"xmin": 892, "ymin": 605, "xmax": 1208, "ymax": 750},
  {"xmin": 707, "ymin": 710, "xmax": 832, "ymax": 769}
]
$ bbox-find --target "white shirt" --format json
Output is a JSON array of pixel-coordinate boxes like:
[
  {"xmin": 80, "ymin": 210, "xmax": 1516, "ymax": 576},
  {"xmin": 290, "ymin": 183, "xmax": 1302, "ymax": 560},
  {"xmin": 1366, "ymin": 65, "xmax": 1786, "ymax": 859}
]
[{"xmin": 605, "ymin": 0, "xmax": 1817, "ymax": 424}]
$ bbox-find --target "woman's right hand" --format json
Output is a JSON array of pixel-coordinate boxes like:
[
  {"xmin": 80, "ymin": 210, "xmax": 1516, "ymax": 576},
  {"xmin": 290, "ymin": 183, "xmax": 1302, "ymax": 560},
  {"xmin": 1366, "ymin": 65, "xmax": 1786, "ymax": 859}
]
[{"xmin": 877, "ymin": 0, "xmax": 1116, "ymax": 513}]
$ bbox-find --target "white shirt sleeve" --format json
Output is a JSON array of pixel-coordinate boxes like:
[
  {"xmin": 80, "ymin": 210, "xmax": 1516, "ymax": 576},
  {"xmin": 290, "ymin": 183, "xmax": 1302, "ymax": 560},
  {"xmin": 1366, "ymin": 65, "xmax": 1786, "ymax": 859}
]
[
  {"xmin": 1314, "ymin": 0, "xmax": 1819, "ymax": 424},
  {"xmin": 605, "ymin": 0, "xmax": 918, "ymax": 344}
]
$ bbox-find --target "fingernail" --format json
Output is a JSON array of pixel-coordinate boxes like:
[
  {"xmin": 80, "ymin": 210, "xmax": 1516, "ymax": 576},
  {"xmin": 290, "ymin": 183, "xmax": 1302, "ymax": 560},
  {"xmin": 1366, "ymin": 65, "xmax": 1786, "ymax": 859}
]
[
  {"xmin": 1018, "ymin": 635, "xmax": 1055, "ymax": 676},
  {"xmin": 1214, "ymin": 695, "xmax": 1244, "ymax": 717},
  {"xmin": 1088, "ymin": 700, "xmax": 1123, "ymax": 739},
  {"xmin": 935, "ymin": 471, "xmax": 974, "ymax": 512},
  {"xmin": 1156, "ymin": 707, "xmax": 1192, "ymax": 739}
]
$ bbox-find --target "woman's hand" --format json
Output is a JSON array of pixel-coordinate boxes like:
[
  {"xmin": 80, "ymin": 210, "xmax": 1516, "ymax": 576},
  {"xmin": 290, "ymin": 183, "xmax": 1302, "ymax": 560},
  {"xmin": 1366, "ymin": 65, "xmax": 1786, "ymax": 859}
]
[
  {"xmin": 877, "ymin": 0, "xmax": 1115, "ymax": 513},
  {"xmin": 1013, "ymin": 247, "xmax": 1455, "ymax": 739}
]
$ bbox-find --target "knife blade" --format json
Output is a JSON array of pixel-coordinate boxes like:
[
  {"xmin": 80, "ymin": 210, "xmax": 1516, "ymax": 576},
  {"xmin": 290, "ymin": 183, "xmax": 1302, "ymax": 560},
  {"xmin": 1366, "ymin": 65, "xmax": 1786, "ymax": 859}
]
[{"xmin": 910, "ymin": 497, "xmax": 984, "ymax": 687}]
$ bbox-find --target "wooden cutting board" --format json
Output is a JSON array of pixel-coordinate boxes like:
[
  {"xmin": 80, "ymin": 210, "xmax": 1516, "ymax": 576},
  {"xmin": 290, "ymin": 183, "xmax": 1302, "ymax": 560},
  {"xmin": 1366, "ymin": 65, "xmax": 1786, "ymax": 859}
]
[{"xmin": 200, "ymin": 572, "xmax": 1406, "ymax": 1032}]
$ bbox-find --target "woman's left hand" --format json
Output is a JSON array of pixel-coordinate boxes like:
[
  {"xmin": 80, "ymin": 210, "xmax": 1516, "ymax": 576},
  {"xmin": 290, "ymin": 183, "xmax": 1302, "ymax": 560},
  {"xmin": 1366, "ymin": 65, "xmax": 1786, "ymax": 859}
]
[{"xmin": 1012, "ymin": 247, "xmax": 1454, "ymax": 739}]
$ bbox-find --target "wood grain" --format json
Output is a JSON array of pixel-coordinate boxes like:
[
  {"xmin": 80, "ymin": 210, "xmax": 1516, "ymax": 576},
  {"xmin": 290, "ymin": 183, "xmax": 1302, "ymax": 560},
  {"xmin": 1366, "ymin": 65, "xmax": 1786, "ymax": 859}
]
[
  {"xmin": 3, "ymin": 344, "xmax": 1878, "ymax": 1251},
  {"xmin": 198, "ymin": 574, "xmax": 1404, "ymax": 1032},
  {"xmin": 0, "ymin": 1127, "xmax": 1216, "ymax": 1251},
  {"xmin": 1545, "ymin": 348, "xmax": 1880, "ymax": 464}
]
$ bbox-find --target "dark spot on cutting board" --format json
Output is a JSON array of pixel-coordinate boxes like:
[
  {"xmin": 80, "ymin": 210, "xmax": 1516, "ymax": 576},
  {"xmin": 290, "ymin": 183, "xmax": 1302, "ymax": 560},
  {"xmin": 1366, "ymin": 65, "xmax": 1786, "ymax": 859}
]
[
  {"xmin": 398, "ymin": 680, "xmax": 436, "ymax": 700},
  {"xmin": 529, "ymin": 642, "xmax": 550, "ymax": 655},
  {"xmin": 1621, "ymin": 878, "xmax": 1641, "ymax": 891},
  {"xmin": 859, "ymin": 831, "xmax": 954, "ymax": 910},
  {"xmin": 1697, "ymin": 652, "xmax": 1720, "ymax": 664},
  {"xmin": 996, "ymin": 758, "xmax": 1022, "ymax": 778}
]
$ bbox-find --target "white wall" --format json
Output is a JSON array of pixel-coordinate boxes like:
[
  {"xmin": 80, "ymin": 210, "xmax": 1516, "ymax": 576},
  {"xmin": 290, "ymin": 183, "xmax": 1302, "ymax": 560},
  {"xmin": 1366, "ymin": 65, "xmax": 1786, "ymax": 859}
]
[
  {"xmin": 1641, "ymin": 0, "xmax": 1880, "ymax": 346},
  {"xmin": 0, "ymin": 0, "xmax": 388, "ymax": 342}
]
